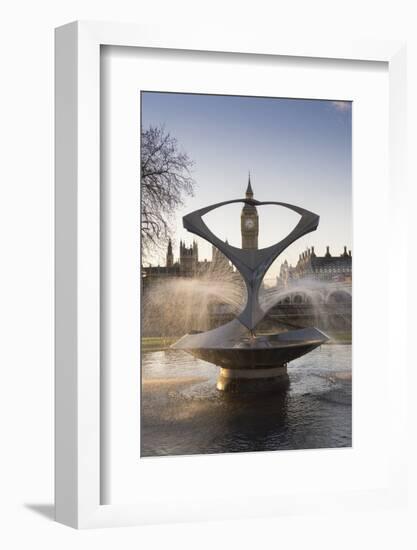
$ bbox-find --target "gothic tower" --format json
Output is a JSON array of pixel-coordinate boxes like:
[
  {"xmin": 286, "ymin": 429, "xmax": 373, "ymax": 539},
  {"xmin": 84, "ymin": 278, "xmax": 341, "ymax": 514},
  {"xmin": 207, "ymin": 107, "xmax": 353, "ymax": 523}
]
[
  {"xmin": 166, "ymin": 238, "xmax": 173, "ymax": 268},
  {"xmin": 180, "ymin": 240, "xmax": 198, "ymax": 276},
  {"xmin": 241, "ymin": 173, "xmax": 259, "ymax": 249}
]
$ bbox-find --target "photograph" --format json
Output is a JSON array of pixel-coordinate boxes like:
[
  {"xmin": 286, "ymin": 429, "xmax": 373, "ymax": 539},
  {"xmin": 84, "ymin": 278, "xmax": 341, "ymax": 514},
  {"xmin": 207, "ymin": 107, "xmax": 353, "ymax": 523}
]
[{"xmin": 140, "ymin": 91, "xmax": 352, "ymax": 457}]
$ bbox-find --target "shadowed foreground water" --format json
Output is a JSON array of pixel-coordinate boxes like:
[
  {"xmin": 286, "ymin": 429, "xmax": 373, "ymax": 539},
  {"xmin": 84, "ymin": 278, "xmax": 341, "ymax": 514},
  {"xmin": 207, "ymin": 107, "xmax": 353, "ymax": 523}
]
[{"xmin": 141, "ymin": 345, "xmax": 351, "ymax": 457}]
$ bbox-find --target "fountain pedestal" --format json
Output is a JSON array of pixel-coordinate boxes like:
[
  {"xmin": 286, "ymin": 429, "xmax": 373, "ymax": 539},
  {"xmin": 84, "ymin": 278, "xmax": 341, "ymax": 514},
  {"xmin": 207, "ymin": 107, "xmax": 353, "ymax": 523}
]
[{"xmin": 216, "ymin": 365, "xmax": 289, "ymax": 392}]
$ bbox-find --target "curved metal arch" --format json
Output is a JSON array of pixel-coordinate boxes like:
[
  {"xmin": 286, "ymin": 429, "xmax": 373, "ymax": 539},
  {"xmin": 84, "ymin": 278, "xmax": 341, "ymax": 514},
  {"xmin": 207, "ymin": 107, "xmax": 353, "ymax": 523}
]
[{"xmin": 183, "ymin": 198, "xmax": 320, "ymax": 331}]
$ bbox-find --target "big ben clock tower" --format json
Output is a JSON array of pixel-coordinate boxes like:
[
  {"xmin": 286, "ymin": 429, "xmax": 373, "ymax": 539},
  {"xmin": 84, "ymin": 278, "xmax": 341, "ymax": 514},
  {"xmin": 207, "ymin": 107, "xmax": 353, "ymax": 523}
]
[{"xmin": 241, "ymin": 173, "xmax": 259, "ymax": 249}]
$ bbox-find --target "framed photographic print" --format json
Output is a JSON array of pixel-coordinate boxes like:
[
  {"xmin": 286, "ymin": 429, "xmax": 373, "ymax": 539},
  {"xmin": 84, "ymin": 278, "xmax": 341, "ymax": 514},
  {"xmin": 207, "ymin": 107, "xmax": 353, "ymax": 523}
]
[
  {"xmin": 139, "ymin": 90, "xmax": 353, "ymax": 457},
  {"xmin": 55, "ymin": 21, "xmax": 407, "ymax": 528}
]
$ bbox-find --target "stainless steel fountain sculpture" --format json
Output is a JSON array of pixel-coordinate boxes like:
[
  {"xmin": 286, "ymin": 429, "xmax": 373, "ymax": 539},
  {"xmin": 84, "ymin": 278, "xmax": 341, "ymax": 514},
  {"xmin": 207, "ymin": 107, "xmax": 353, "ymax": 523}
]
[{"xmin": 171, "ymin": 197, "xmax": 329, "ymax": 392}]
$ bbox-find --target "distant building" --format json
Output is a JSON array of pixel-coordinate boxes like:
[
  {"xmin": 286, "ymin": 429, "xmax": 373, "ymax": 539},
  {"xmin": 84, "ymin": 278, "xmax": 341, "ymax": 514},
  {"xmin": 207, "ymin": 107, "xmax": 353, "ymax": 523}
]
[
  {"xmin": 240, "ymin": 173, "xmax": 259, "ymax": 250},
  {"xmin": 142, "ymin": 236, "xmax": 234, "ymax": 282},
  {"xmin": 276, "ymin": 245, "xmax": 352, "ymax": 289}
]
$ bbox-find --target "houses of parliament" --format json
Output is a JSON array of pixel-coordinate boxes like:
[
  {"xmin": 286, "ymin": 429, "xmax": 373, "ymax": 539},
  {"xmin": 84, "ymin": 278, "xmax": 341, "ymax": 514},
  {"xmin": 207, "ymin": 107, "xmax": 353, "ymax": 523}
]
[{"xmin": 142, "ymin": 176, "xmax": 352, "ymax": 288}]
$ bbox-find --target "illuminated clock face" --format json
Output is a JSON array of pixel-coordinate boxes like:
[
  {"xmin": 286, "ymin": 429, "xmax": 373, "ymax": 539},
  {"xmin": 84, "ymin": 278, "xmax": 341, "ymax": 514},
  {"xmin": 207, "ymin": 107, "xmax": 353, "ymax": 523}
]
[{"xmin": 244, "ymin": 219, "xmax": 255, "ymax": 230}]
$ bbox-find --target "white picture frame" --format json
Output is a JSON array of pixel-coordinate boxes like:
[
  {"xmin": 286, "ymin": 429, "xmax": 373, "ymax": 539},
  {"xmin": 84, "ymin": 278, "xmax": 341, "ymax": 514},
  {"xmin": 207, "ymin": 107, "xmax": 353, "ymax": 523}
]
[{"xmin": 55, "ymin": 21, "xmax": 407, "ymax": 529}]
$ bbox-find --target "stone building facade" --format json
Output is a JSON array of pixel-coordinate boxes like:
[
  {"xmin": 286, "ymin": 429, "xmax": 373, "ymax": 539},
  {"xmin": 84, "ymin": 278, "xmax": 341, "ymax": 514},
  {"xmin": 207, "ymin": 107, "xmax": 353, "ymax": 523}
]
[{"xmin": 277, "ymin": 245, "xmax": 352, "ymax": 289}]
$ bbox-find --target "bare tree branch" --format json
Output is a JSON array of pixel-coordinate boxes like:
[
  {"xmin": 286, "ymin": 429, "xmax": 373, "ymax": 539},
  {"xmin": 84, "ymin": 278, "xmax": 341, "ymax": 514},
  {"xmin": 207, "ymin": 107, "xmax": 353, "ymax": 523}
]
[{"xmin": 141, "ymin": 125, "xmax": 196, "ymax": 259}]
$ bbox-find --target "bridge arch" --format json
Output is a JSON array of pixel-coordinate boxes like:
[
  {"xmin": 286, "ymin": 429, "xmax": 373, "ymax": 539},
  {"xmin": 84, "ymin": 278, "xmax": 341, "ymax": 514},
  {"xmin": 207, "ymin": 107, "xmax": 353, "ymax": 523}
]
[{"xmin": 326, "ymin": 290, "xmax": 352, "ymax": 305}]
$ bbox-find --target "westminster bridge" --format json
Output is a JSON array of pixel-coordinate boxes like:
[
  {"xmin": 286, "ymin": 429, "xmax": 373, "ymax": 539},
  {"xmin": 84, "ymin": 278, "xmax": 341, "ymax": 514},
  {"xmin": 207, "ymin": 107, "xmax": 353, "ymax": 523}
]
[{"xmin": 209, "ymin": 283, "xmax": 352, "ymax": 333}]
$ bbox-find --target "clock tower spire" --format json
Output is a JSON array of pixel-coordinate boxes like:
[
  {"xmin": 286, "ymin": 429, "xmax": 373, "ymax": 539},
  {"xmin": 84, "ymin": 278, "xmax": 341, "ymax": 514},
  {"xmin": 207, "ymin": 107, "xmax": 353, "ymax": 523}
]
[{"xmin": 241, "ymin": 172, "xmax": 259, "ymax": 249}]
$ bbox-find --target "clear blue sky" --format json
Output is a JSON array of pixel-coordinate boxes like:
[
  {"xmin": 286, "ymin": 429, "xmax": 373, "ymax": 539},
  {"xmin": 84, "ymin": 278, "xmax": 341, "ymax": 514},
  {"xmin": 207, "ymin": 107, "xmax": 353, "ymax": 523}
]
[{"xmin": 141, "ymin": 92, "xmax": 352, "ymax": 280}]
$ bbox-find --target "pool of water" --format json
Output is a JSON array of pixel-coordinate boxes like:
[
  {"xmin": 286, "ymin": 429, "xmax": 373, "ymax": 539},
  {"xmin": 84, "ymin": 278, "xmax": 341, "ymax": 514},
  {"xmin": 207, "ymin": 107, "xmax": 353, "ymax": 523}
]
[{"xmin": 141, "ymin": 345, "xmax": 352, "ymax": 457}]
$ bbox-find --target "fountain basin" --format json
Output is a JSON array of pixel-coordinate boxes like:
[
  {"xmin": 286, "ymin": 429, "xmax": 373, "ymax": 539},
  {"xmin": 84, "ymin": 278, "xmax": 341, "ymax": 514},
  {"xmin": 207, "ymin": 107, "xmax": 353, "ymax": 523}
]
[
  {"xmin": 171, "ymin": 321, "xmax": 329, "ymax": 392},
  {"xmin": 182, "ymin": 337, "xmax": 326, "ymax": 369}
]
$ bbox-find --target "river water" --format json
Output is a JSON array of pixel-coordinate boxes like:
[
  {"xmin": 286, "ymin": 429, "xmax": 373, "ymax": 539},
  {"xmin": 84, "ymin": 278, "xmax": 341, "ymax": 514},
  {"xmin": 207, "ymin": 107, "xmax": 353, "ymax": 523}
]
[{"xmin": 141, "ymin": 345, "xmax": 352, "ymax": 457}]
